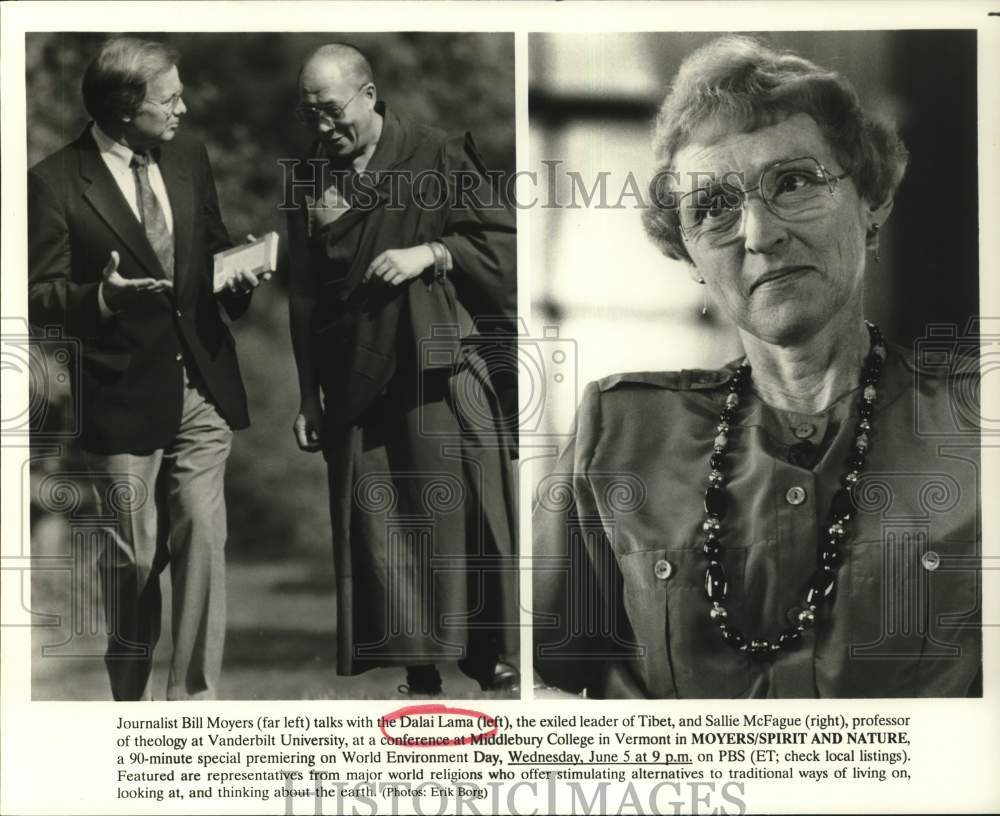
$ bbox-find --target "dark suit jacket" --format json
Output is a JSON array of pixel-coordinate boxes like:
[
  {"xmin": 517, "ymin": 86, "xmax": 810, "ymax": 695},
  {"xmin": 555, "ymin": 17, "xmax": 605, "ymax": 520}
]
[{"xmin": 28, "ymin": 127, "xmax": 250, "ymax": 454}]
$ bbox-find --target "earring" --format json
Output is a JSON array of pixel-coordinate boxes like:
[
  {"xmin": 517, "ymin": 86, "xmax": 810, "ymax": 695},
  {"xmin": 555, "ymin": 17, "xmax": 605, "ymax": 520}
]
[
  {"xmin": 696, "ymin": 276, "xmax": 709, "ymax": 318},
  {"xmin": 870, "ymin": 223, "xmax": 881, "ymax": 265}
]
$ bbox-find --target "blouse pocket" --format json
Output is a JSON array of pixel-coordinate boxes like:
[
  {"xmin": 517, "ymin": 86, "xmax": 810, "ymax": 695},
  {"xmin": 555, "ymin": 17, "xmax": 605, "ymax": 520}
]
[
  {"xmin": 617, "ymin": 549, "xmax": 674, "ymax": 698},
  {"xmin": 840, "ymin": 539, "xmax": 981, "ymax": 697},
  {"xmin": 619, "ymin": 547, "xmax": 750, "ymax": 699}
]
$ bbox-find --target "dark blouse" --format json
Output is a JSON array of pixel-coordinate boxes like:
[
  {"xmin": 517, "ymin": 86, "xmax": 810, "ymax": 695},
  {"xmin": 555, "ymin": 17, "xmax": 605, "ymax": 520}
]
[{"xmin": 533, "ymin": 343, "xmax": 981, "ymax": 698}]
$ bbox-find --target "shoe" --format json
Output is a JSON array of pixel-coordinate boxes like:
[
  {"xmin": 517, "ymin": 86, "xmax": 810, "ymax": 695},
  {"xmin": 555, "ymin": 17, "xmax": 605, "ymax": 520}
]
[
  {"xmin": 397, "ymin": 683, "xmax": 443, "ymax": 696},
  {"xmin": 460, "ymin": 659, "xmax": 520, "ymax": 693},
  {"xmin": 398, "ymin": 665, "xmax": 442, "ymax": 696}
]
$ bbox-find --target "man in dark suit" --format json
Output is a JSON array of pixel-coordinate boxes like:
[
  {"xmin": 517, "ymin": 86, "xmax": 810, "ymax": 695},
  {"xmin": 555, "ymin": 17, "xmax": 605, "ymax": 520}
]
[{"xmin": 28, "ymin": 37, "xmax": 264, "ymax": 700}]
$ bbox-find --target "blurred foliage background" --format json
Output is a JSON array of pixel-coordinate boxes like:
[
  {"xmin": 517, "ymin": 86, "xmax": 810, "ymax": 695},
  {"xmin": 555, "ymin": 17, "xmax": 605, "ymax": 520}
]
[{"xmin": 26, "ymin": 32, "xmax": 515, "ymax": 563}]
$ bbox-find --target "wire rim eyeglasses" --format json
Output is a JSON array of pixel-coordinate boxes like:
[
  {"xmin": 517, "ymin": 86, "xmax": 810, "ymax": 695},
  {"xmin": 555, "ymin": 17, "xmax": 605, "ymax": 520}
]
[
  {"xmin": 676, "ymin": 157, "xmax": 850, "ymax": 247},
  {"xmin": 143, "ymin": 91, "xmax": 184, "ymax": 115},
  {"xmin": 295, "ymin": 85, "xmax": 369, "ymax": 126}
]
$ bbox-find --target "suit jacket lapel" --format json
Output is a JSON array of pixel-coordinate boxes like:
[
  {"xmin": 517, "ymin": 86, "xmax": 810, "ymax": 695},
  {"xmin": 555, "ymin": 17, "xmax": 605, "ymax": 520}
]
[
  {"xmin": 156, "ymin": 143, "xmax": 196, "ymax": 302},
  {"xmin": 77, "ymin": 131, "xmax": 166, "ymax": 280}
]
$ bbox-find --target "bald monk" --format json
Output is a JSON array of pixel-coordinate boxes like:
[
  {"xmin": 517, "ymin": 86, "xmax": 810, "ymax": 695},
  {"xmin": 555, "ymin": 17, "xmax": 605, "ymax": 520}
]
[{"xmin": 286, "ymin": 44, "xmax": 519, "ymax": 696}]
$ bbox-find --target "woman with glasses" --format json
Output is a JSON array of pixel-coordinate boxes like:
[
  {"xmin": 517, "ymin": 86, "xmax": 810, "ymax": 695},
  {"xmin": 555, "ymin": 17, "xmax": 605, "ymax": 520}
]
[{"xmin": 533, "ymin": 36, "xmax": 980, "ymax": 698}]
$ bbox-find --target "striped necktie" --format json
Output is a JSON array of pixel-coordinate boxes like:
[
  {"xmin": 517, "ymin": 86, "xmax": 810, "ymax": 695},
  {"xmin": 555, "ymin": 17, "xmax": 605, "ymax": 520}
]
[{"xmin": 130, "ymin": 152, "xmax": 174, "ymax": 280}]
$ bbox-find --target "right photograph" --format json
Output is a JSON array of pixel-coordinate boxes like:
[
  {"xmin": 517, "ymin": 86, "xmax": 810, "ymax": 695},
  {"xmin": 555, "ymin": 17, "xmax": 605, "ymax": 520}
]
[{"xmin": 530, "ymin": 31, "xmax": 982, "ymax": 699}]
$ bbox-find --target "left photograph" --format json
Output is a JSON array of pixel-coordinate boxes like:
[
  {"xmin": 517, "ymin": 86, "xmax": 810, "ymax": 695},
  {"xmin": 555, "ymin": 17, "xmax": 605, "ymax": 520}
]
[{"xmin": 25, "ymin": 31, "xmax": 518, "ymax": 701}]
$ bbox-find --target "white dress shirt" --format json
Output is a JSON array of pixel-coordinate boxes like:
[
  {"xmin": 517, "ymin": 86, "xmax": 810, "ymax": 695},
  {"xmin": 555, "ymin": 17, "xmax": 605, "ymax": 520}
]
[{"xmin": 90, "ymin": 123, "xmax": 174, "ymax": 316}]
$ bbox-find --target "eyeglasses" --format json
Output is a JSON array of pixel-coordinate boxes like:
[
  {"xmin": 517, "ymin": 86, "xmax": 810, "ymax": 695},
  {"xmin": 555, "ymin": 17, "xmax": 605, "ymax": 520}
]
[
  {"xmin": 678, "ymin": 157, "xmax": 850, "ymax": 248},
  {"xmin": 143, "ymin": 90, "xmax": 184, "ymax": 115},
  {"xmin": 294, "ymin": 85, "xmax": 368, "ymax": 126}
]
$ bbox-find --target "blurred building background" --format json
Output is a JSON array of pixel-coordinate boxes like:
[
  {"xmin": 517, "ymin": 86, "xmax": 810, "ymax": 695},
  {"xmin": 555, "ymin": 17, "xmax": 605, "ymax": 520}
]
[
  {"xmin": 529, "ymin": 31, "xmax": 978, "ymax": 438},
  {"xmin": 25, "ymin": 32, "xmax": 514, "ymax": 699}
]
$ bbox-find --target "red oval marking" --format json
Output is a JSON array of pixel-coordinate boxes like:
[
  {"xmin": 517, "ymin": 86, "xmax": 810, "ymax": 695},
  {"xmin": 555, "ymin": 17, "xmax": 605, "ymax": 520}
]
[{"xmin": 379, "ymin": 704, "xmax": 497, "ymax": 747}]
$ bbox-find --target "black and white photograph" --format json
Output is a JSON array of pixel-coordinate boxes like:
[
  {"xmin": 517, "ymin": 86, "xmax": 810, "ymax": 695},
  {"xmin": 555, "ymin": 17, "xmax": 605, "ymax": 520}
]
[
  {"xmin": 530, "ymin": 31, "xmax": 983, "ymax": 699},
  {"xmin": 23, "ymin": 30, "xmax": 519, "ymax": 701},
  {"xmin": 1, "ymin": 4, "xmax": 998, "ymax": 816}
]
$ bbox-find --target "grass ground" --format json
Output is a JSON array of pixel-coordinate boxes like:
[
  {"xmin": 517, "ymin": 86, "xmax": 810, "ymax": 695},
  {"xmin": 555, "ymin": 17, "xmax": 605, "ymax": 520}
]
[{"xmin": 30, "ymin": 509, "xmax": 514, "ymax": 702}]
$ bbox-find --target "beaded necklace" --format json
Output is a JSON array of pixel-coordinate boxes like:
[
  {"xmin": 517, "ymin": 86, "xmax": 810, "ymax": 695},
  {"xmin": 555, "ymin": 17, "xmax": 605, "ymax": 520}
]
[{"xmin": 701, "ymin": 322, "xmax": 887, "ymax": 658}]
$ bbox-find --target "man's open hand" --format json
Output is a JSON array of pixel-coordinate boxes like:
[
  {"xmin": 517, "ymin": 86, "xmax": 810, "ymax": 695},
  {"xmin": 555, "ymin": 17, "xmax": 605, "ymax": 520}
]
[{"xmin": 101, "ymin": 250, "xmax": 173, "ymax": 310}]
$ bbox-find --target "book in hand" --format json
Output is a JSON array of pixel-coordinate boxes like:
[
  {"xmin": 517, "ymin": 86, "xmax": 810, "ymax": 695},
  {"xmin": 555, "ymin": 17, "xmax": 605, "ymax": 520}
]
[{"xmin": 213, "ymin": 232, "xmax": 279, "ymax": 293}]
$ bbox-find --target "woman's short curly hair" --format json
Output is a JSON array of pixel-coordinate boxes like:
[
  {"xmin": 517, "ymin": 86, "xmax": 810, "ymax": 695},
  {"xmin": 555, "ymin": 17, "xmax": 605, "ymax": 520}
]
[{"xmin": 642, "ymin": 36, "xmax": 909, "ymax": 264}]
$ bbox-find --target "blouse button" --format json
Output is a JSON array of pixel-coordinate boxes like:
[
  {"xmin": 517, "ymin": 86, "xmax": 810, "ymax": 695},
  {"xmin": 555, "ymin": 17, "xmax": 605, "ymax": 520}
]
[
  {"xmin": 921, "ymin": 551, "xmax": 941, "ymax": 572},
  {"xmin": 785, "ymin": 486, "xmax": 807, "ymax": 506},
  {"xmin": 653, "ymin": 559, "xmax": 673, "ymax": 580},
  {"xmin": 794, "ymin": 422, "xmax": 816, "ymax": 439}
]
